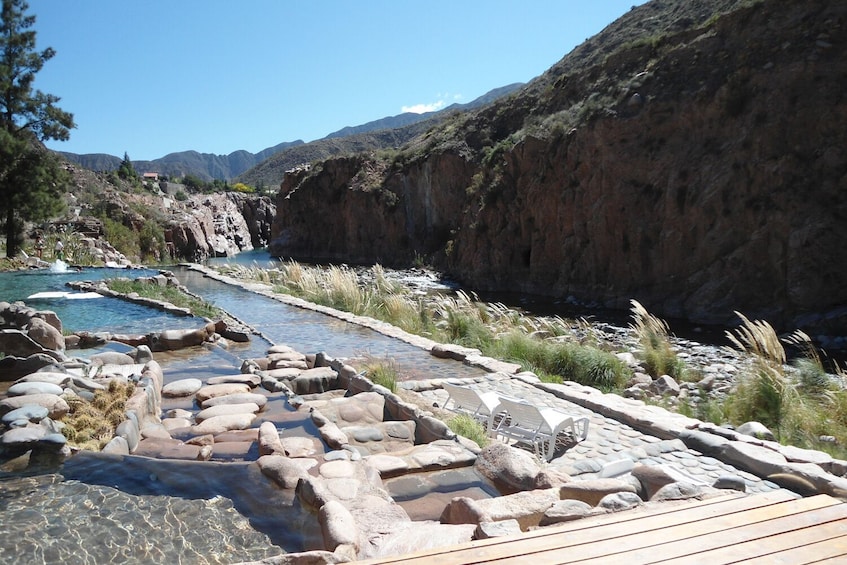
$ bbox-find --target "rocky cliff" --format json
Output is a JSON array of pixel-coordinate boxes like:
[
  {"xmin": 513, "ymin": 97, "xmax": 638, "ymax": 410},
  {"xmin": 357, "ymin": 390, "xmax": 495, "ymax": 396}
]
[
  {"xmin": 269, "ymin": 0, "xmax": 847, "ymax": 337},
  {"xmin": 167, "ymin": 193, "xmax": 275, "ymax": 262}
]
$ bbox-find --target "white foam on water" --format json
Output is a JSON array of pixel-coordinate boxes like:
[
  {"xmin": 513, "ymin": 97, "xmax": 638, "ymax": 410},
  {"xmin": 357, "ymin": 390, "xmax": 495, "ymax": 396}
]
[{"xmin": 49, "ymin": 259, "xmax": 69, "ymax": 273}]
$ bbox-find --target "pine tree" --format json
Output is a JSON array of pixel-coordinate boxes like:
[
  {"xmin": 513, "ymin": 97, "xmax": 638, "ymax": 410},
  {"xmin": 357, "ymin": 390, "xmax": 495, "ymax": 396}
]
[
  {"xmin": 117, "ymin": 152, "xmax": 138, "ymax": 180},
  {"xmin": 0, "ymin": 0, "xmax": 74, "ymax": 258}
]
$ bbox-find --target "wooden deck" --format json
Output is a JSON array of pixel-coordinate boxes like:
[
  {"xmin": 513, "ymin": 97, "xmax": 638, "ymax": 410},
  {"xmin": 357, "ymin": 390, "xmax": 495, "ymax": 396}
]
[{"xmin": 357, "ymin": 490, "xmax": 847, "ymax": 564}]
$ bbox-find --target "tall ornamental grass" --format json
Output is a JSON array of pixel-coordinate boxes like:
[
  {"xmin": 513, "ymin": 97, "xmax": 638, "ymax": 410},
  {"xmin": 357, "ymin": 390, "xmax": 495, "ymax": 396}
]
[
  {"xmin": 723, "ymin": 313, "xmax": 847, "ymax": 456},
  {"xmin": 630, "ymin": 299, "xmax": 689, "ymax": 381}
]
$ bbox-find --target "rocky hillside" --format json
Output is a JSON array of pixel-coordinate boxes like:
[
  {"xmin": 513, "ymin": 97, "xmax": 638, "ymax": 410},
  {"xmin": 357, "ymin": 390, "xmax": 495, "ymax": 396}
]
[
  {"xmin": 55, "ymin": 163, "xmax": 274, "ymax": 263},
  {"xmin": 269, "ymin": 0, "xmax": 847, "ymax": 339},
  {"xmin": 235, "ymin": 84, "xmax": 524, "ymax": 189}
]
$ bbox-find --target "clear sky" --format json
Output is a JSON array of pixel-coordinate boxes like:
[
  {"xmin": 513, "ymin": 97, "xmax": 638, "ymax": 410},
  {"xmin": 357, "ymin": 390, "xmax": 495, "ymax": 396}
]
[{"xmin": 29, "ymin": 1, "xmax": 644, "ymax": 161}]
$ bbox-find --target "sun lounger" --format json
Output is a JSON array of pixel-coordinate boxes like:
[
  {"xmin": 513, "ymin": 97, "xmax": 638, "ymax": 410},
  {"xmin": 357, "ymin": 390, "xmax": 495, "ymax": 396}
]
[
  {"xmin": 488, "ymin": 396, "xmax": 589, "ymax": 461},
  {"xmin": 442, "ymin": 382, "xmax": 503, "ymax": 423}
]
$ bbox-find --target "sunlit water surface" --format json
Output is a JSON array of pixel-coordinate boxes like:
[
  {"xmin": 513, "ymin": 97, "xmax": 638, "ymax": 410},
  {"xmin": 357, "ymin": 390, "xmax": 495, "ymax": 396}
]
[{"xmin": 1, "ymin": 265, "xmax": 199, "ymax": 335}]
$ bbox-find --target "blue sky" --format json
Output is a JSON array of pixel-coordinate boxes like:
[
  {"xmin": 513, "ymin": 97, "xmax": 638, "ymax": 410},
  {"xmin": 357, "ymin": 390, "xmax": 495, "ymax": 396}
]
[{"xmin": 30, "ymin": 1, "xmax": 643, "ymax": 161}]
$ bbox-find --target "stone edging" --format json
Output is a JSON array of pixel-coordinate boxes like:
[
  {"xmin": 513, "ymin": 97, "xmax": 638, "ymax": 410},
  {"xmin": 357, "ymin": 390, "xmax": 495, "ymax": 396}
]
[{"xmin": 183, "ymin": 263, "xmax": 847, "ymax": 499}]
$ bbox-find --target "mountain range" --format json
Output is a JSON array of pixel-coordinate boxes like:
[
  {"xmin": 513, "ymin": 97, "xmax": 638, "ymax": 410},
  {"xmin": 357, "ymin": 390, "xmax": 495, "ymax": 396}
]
[{"xmin": 58, "ymin": 83, "xmax": 523, "ymax": 185}]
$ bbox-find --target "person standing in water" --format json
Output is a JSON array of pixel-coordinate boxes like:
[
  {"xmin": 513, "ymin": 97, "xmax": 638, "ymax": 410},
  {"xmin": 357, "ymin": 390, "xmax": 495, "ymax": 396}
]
[{"xmin": 54, "ymin": 239, "xmax": 64, "ymax": 260}]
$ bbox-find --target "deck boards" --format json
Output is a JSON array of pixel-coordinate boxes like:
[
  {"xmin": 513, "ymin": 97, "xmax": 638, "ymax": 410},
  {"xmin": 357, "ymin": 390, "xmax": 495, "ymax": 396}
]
[{"xmin": 356, "ymin": 491, "xmax": 847, "ymax": 565}]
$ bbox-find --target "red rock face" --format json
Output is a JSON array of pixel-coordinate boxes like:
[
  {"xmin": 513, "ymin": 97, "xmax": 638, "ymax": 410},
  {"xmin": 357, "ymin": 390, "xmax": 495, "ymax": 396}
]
[{"xmin": 269, "ymin": 0, "xmax": 847, "ymax": 334}]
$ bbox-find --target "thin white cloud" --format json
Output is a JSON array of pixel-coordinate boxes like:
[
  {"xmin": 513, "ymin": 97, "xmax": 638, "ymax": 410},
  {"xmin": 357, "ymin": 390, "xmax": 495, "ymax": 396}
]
[{"xmin": 401, "ymin": 100, "xmax": 446, "ymax": 114}]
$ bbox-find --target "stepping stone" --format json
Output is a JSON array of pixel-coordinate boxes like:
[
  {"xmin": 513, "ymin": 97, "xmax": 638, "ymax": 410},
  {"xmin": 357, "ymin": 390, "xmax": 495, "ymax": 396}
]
[
  {"xmin": 15, "ymin": 372, "xmax": 71, "ymax": 386},
  {"xmin": 206, "ymin": 374, "xmax": 261, "ymax": 387},
  {"xmin": 162, "ymin": 378, "xmax": 202, "ymax": 398},
  {"xmin": 191, "ymin": 413, "xmax": 256, "ymax": 435},
  {"xmin": 2, "ymin": 404, "xmax": 49, "ymax": 425},
  {"xmin": 201, "ymin": 393, "xmax": 267, "ymax": 409},
  {"xmin": 195, "ymin": 402, "xmax": 261, "ymax": 423},
  {"xmin": 195, "ymin": 383, "xmax": 251, "ymax": 403},
  {"xmin": 0, "ymin": 394, "xmax": 69, "ymax": 419}
]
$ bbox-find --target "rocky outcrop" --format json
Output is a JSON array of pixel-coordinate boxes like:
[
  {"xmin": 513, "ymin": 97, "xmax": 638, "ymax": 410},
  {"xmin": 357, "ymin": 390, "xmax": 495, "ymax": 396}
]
[
  {"xmin": 228, "ymin": 192, "xmax": 276, "ymax": 248},
  {"xmin": 268, "ymin": 0, "xmax": 847, "ymax": 336},
  {"xmin": 167, "ymin": 193, "xmax": 275, "ymax": 261}
]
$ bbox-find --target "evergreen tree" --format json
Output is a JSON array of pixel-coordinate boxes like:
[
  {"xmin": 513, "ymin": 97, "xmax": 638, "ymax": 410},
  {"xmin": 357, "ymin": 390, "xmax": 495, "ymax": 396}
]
[
  {"xmin": 0, "ymin": 0, "xmax": 74, "ymax": 258},
  {"xmin": 117, "ymin": 151, "xmax": 138, "ymax": 180}
]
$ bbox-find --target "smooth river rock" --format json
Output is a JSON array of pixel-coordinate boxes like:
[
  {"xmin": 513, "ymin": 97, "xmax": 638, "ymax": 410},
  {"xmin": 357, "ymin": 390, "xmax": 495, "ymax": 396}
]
[
  {"xmin": 0, "ymin": 394, "xmax": 69, "ymax": 419},
  {"xmin": 162, "ymin": 378, "xmax": 203, "ymax": 398},
  {"xmin": 1, "ymin": 404, "xmax": 50, "ymax": 425},
  {"xmin": 191, "ymin": 413, "xmax": 256, "ymax": 435},
  {"xmin": 195, "ymin": 402, "xmax": 261, "ymax": 423},
  {"xmin": 7, "ymin": 381, "xmax": 64, "ymax": 397},
  {"xmin": 200, "ymin": 393, "xmax": 268, "ymax": 409},
  {"xmin": 195, "ymin": 383, "xmax": 251, "ymax": 403}
]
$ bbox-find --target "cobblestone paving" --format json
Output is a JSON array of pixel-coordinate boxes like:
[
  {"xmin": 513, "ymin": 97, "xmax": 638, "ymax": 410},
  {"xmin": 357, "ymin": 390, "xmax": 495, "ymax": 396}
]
[{"xmin": 417, "ymin": 374, "xmax": 784, "ymax": 495}]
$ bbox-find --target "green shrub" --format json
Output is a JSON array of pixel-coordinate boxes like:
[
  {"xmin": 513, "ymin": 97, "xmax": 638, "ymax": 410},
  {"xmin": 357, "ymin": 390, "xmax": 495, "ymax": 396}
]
[
  {"xmin": 101, "ymin": 217, "xmax": 140, "ymax": 259},
  {"xmin": 139, "ymin": 220, "xmax": 167, "ymax": 263},
  {"xmin": 448, "ymin": 414, "xmax": 489, "ymax": 448},
  {"xmin": 569, "ymin": 345, "xmax": 629, "ymax": 390}
]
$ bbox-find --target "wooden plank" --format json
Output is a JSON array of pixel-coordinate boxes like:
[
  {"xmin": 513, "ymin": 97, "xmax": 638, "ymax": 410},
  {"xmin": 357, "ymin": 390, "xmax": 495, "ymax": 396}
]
[
  {"xmin": 359, "ymin": 493, "xmax": 759, "ymax": 565},
  {"xmin": 355, "ymin": 491, "xmax": 802, "ymax": 565},
  {"xmin": 731, "ymin": 535, "xmax": 847, "ymax": 564},
  {"xmin": 535, "ymin": 500, "xmax": 847, "ymax": 565},
  {"xmin": 485, "ymin": 495, "xmax": 841, "ymax": 565},
  {"xmin": 656, "ymin": 515, "xmax": 847, "ymax": 564}
]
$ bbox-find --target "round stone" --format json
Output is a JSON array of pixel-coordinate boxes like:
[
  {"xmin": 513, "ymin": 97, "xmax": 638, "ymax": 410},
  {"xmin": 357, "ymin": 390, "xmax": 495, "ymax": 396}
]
[
  {"xmin": 319, "ymin": 460, "xmax": 356, "ymax": 479},
  {"xmin": 7, "ymin": 381, "xmax": 64, "ymax": 397},
  {"xmin": 162, "ymin": 378, "xmax": 203, "ymax": 398},
  {"xmin": 349, "ymin": 427, "xmax": 384, "ymax": 443},
  {"xmin": 2, "ymin": 404, "xmax": 49, "ymax": 425}
]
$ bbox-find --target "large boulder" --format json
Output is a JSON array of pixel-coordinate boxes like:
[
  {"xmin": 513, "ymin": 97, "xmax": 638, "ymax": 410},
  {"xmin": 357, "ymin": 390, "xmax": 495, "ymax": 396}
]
[
  {"xmin": 26, "ymin": 317, "xmax": 65, "ymax": 351},
  {"xmin": 474, "ymin": 441, "xmax": 542, "ymax": 492}
]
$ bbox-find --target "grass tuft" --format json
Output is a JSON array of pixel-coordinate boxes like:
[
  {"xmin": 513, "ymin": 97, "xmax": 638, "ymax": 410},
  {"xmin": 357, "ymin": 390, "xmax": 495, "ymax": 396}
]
[
  {"xmin": 62, "ymin": 380, "xmax": 136, "ymax": 451},
  {"xmin": 448, "ymin": 414, "xmax": 489, "ymax": 448},
  {"xmin": 630, "ymin": 299, "xmax": 688, "ymax": 380},
  {"xmin": 362, "ymin": 357, "xmax": 398, "ymax": 393}
]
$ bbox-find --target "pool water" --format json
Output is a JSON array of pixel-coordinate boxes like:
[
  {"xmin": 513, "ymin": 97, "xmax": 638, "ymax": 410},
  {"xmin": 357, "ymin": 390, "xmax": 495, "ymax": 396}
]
[{"xmin": 1, "ymin": 266, "xmax": 201, "ymax": 335}]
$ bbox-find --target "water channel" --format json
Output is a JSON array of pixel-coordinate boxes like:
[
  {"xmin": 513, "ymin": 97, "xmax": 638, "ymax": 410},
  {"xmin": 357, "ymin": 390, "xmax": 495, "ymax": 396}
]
[{"xmin": 0, "ymin": 260, "xmax": 494, "ymax": 563}]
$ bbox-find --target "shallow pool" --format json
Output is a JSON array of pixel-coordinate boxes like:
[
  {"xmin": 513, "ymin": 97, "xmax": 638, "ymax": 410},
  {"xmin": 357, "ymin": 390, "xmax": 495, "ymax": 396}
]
[{"xmin": 0, "ymin": 266, "xmax": 201, "ymax": 335}]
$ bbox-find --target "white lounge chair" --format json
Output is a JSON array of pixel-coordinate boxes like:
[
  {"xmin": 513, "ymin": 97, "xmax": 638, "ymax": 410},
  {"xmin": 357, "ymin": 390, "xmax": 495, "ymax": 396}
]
[
  {"xmin": 442, "ymin": 382, "xmax": 503, "ymax": 424},
  {"xmin": 488, "ymin": 396, "xmax": 589, "ymax": 461}
]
